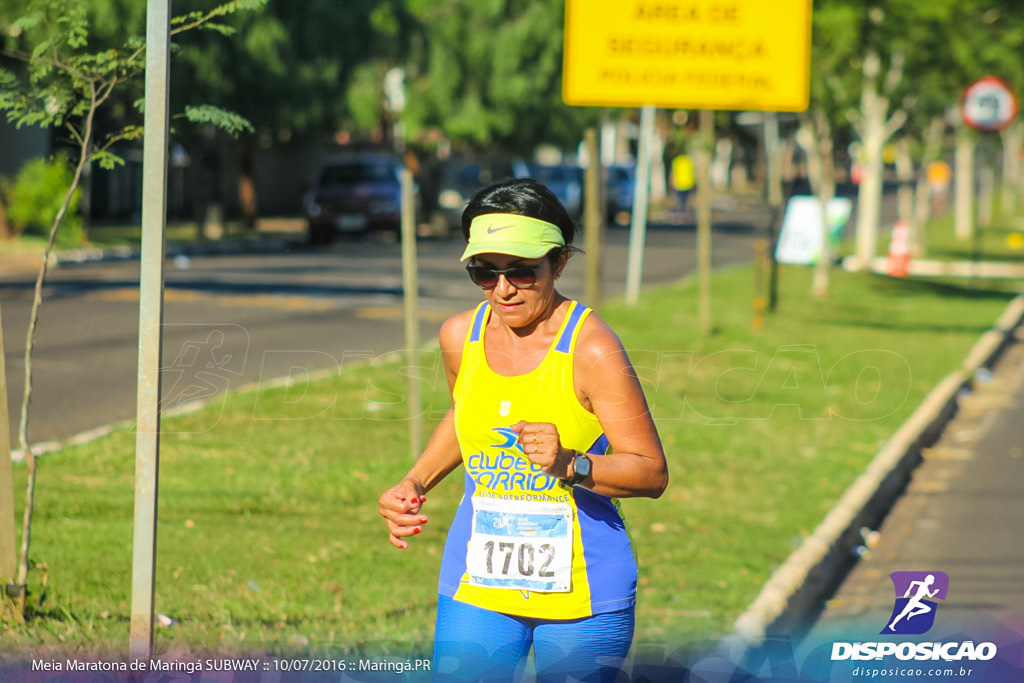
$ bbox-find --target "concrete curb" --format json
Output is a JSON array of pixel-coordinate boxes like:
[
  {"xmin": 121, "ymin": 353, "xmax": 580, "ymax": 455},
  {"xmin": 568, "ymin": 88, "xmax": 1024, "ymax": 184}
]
[
  {"xmin": 0, "ymin": 235, "xmax": 302, "ymax": 279},
  {"xmin": 842, "ymin": 255, "xmax": 1024, "ymax": 279},
  {"xmin": 54, "ymin": 235, "xmax": 297, "ymax": 266},
  {"xmin": 720, "ymin": 293, "xmax": 1024, "ymax": 663}
]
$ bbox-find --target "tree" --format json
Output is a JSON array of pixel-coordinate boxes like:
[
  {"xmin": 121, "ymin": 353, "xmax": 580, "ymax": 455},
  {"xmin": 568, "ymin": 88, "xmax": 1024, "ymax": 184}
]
[
  {"xmin": 855, "ymin": 1, "xmax": 956, "ymax": 258},
  {"xmin": 798, "ymin": 1, "xmax": 864, "ymax": 296},
  {"xmin": 848, "ymin": 14, "xmax": 909, "ymax": 269},
  {"xmin": 404, "ymin": 0, "xmax": 597, "ymax": 155},
  {"xmin": 167, "ymin": 0, "xmax": 410, "ymax": 232},
  {"xmin": 124, "ymin": 0, "xmax": 601, "ymax": 234},
  {"xmin": 808, "ymin": 1, "xmax": 1024, "ymax": 267},
  {"xmin": 802, "ymin": 1, "xmax": 960, "ymax": 270},
  {"xmin": 0, "ymin": 0, "xmax": 262, "ymax": 617},
  {"xmin": 946, "ymin": 2, "xmax": 1024, "ymax": 237}
]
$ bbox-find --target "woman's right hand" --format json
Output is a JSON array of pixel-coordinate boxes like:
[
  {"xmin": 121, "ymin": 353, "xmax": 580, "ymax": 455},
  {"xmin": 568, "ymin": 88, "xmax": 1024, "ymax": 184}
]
[{"xmin": 378, "ymin": 478, "xmax": 428, "ymax": 549}]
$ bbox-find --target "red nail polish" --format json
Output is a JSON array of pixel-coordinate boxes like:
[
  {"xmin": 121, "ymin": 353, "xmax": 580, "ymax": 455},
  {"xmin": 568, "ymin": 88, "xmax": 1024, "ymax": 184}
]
[
  {"xmin": 413, "ymin": 527, "xmax": 422, "ymax": 534},
  {"xmin": 419, "ymin": 516, "xmax": 428, "ymax": 524}
]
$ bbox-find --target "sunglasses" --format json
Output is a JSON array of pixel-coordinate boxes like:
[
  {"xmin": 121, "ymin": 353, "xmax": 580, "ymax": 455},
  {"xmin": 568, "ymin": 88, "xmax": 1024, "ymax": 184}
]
[{"xmin": 465, "ymin": 263, "xmax": 543, "ymax": 289}]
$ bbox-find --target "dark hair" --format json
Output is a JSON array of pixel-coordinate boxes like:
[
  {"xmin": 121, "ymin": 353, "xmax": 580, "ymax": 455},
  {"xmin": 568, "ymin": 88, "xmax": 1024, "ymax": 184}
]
[{"xmin": 462, "ymin": 177, "xmax": 580, "ymax": 266}]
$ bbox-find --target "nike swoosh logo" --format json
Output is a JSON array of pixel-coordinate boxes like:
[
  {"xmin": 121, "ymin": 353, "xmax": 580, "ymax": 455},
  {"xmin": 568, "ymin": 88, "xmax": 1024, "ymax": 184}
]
[{"xmin": 486, "ymin": 224, "xmax": 515, "ymax": 234}]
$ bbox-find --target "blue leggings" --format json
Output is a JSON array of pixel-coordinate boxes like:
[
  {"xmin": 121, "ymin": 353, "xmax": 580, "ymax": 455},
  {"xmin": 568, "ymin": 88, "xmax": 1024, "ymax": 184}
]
[{"xmin": 432, "ymin": 595, "xmax": 634, "ymax": 682}]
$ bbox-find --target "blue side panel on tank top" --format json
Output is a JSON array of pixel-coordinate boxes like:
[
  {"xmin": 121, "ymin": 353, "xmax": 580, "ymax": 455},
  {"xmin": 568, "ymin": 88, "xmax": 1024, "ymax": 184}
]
[{"xmin": 438, "ymin": 472, "xmax": 478, "ymax": 597}]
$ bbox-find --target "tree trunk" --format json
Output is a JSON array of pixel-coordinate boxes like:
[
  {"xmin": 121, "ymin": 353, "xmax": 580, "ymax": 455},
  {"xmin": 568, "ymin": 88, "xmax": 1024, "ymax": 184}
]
[
  {"xmin": 977, "ymin": 163, "xmax": 994, "ymax": 229},
  {"xmin": 0, "ymin": 191, "xmax": 10, "ymax": 241},
  {"xmin": 198, "ymin": 126, "xmax": 225, "ymax": 240},
  {"xmin": 853, "ymin": 49, "xmax": 906, "ymax": 271},
  {"xmin": 649, "ymin": 119, "xmax": 667, "ymax": 203},
  {"xmin": 955, "ymin": 127, "xmax": 975, "ymax": 241},
  {"xmin": 816, "ymin": 119, "xmax": 836, "ymax": 298},
  {"xmin": 895, "ymin": 137, "xmax": 914, "ymax": 223},
  {"xmin": 79, "ymin": 159, "xmax": 92, "ymax": 244},
  {"xmin": 696, "ymin": 110, "xmax": 714, "ymax": 336},
  {"xmin": 853, "ymin": 68, "xmax": 887, "ymax": 269},
  {"xmin": 798, "ymin": 111, "xmax": 835, "ymax": 299},
  {"xmin": 854, "ymin": 121, "xmax": 885, "ymax": 268},
  {"xmin": 910, "ymin": 116, "xmax": 945, "ymax": 257},
  {"xmin": 238, "ymin": 136, "xmax": 258, "ymax": 232},
  {"xmin": 1001, "ymin": 121, "xmax": 1023, "ymax": 215},
  {"xmin": 16, "ymin": 102, "xmax": 96, "ymax": 615}
]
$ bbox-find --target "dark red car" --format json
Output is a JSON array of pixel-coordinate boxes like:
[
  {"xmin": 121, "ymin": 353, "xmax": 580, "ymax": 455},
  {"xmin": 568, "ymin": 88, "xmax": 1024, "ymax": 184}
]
[{"xmin": 303, "ymin": 154, "xmax": 404, "ymax": 244}]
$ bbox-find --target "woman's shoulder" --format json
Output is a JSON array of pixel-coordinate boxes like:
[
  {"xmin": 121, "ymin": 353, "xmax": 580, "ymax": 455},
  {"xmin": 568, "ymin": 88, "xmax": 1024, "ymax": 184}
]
[
  {"xmin": 439, "ymin": 306, "xmax": 483, "ymax": 352},
  {"xmin": 575, "ymin": 306, "xmax": 626, "ymax": 359}
]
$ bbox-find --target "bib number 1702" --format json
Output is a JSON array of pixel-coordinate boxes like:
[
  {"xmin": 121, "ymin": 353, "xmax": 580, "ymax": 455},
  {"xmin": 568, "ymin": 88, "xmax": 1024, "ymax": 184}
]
[
  {"xmin": 483, "ymin": 540, "xmax": 556, "ymax": 578},
  {"xmin": 466, "ymin": 498, "xmax": 572, "ymax": 592}
]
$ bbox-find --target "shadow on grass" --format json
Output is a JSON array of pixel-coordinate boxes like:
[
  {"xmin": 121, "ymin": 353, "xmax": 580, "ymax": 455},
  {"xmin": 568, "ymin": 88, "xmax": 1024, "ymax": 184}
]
[
  {"xmin": 926, "ymin": 224, "xmax": 1024, "ymax": 263},
  {"xmin": 816, "ymin": 275, "xmax": 1018, "ymax": 334},
  {"xmin": 868, "ymin": 274, "xmax": 1020, "ymax": 300}
]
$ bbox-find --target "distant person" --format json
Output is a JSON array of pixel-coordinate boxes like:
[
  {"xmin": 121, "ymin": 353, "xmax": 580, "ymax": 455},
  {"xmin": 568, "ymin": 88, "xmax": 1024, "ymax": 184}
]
[
  {"xmin": 670, "ymin": 153, "xmax": 695, "ymax": 222},
  {"xmin": 378, "ymin": 177, "xmax": 668, "ymax": 681}
]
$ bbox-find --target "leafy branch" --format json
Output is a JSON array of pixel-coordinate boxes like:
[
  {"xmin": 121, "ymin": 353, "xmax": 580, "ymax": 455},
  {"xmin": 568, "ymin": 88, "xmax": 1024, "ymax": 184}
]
[{"xmin": 0, "ymin": 0, "xmax": 265, "ymax": 618}]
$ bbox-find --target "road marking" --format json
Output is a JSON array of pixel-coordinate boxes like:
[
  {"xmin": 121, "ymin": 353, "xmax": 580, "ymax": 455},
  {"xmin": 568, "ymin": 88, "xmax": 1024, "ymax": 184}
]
[
  {"xmin": 355, "ymin": 306, "xmax": 454, "ymax": 322},
  {"xmin": 921, "ymin": 447, "xmax": 974, "ymax": 461},
  {"xmin": 89, "ymin": 288, "xmax": 337, "ymax": 310}
]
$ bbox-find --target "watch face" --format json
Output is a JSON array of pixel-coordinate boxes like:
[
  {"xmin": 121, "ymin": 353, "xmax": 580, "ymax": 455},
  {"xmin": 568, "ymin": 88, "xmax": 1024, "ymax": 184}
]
[{"xmin": 574, "ymin": 453, "xmax": 592, "ymax": 479}]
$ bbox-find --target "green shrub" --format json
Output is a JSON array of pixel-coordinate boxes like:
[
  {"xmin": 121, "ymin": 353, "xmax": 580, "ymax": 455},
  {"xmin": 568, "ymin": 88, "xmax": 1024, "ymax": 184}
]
[{"xmin": 6, "ymin": 154, "xmax": 83, "ymax": 247}]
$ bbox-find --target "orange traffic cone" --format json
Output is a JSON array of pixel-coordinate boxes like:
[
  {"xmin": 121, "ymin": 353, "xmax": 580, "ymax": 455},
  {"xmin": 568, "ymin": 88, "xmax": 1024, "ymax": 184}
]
[{"xmin": 888, "ymin": 220, "xmax": 911, "ymax": 277}]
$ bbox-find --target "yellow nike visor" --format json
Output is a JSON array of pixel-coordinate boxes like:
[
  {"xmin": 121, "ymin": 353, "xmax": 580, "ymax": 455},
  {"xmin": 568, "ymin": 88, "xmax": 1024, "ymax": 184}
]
[{"xmin": 461, "ymin": 213, "xmax": 566, "ymax": 262}]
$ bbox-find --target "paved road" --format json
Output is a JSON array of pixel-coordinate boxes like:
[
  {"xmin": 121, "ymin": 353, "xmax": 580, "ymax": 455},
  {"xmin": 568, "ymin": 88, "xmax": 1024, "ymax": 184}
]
[
  {"xmin": 797, "ymin": 328, "xmax": 1024, "ymax": 680},
  {"xmin": 1, "ymin": 215, "xmax": 766, "ymax": 446}
]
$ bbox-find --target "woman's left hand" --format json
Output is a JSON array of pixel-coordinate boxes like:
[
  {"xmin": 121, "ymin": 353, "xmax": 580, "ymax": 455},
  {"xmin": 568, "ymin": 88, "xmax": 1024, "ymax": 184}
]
[{"xmin": 511, "ymin": 421, "xmax": 573, "ymax": 480}]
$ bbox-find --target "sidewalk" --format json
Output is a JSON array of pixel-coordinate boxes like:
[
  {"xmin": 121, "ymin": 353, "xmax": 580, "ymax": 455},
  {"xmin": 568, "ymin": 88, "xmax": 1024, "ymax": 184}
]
[
  {"xmin": 800, "ymin": 326, "xmax": 1024, "ymax": 674},
  {"xmin": 0, "ymin": 217, "xmax": 307, "ymax": 278}
]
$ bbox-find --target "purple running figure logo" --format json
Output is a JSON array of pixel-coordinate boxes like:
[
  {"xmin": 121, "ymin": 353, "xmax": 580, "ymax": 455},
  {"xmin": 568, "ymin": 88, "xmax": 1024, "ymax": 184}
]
[{"xmin": 882, "ymin": 571, "xmax": 949, "ymax": 635}]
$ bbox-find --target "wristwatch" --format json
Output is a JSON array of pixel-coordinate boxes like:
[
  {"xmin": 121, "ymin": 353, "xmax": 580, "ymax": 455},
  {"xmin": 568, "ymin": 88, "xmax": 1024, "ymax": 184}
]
[{"xmin": 561, "ymin": 451, "xmax": 592, "ymax": 487}]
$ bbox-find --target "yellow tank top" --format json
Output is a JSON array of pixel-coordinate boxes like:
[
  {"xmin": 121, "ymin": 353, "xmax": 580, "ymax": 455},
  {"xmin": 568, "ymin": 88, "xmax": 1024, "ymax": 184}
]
[{"xmin": 438, "ymin": 301, "xmax": 637, "ymax": 619}]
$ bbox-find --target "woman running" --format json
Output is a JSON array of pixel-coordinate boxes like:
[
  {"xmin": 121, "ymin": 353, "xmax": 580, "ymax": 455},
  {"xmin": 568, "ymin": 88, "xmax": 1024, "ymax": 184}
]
[{"xmin": 379, "ymin": 177, "xmax": 668, "ymax": 681}]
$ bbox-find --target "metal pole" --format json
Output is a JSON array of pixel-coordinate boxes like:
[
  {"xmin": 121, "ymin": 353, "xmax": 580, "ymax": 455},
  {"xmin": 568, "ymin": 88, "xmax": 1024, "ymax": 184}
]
[
  {"xmin": 400, "ymin": 170, "xmax": 422, "ymax": 459},
  {"xmin": 625, "ymin": 104, "xmax": 656, "ymax": 306},
  {"xmin": 0, "ymin": 301, "xmax": 15, "ymax": 589},
  {"xmin": 130, "ymin": 0, "xmax": 170, "ymax": 660},
  {"xmin": 763, "ymin": 111, "xmax": 783, "ymax": 312},
  {"xmin": 583, "ymin": 128, "xmax": 604, "ymax": 311},
  {"xmin": 954, "ymin": 127, "xmax": 975, "ymax": 242}
]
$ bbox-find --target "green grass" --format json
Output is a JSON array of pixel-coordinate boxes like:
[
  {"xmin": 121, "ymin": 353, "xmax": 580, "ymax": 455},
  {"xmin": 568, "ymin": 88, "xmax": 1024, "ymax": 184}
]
[
  {"xmin": 3, "ymin": 201, "xmax": 1023, "ymax": 658},
  {"xmin": 883, "ymin": 192, "xmax": 1024, "ymax": 264},
  {"xmin": 3, "ymin": 260, "xmax": 1018, "ymax": 659}
]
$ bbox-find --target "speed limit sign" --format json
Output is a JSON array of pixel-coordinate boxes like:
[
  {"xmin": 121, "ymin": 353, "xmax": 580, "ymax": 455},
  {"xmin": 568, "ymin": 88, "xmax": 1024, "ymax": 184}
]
[{"xmin": 962, "ymin": 76, "xmax": 1019, "ymax": 133}]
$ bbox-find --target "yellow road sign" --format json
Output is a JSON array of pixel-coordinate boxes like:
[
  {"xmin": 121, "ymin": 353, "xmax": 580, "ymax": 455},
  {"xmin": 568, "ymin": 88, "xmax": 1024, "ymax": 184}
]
[{"xmin": 563, "ymin": 0, "xmax": 811, "ymax": 111}]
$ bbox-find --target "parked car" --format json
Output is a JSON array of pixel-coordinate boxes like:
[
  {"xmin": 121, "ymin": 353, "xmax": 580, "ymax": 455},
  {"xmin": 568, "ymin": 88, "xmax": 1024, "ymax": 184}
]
[
  {"xmin": 604, "ymin": 163, "xmax": 635, "ymax": 226},
  {"xmin": 303, "ymin": 154, "xmax": 405, "ymax": 244},
  {"xmin": 433, "ymin": 156, "xmax": 529, "ymax": 237},
  {"xmin": 527, "ymin": 163, "xmax": 584, "ymax": 219}
]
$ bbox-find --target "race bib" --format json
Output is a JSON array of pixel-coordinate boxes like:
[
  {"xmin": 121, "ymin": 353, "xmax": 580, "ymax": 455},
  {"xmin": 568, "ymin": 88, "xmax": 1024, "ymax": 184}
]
[{"xmin": 465, "ymin": 496, "xmax": 573, "ymax": 592}]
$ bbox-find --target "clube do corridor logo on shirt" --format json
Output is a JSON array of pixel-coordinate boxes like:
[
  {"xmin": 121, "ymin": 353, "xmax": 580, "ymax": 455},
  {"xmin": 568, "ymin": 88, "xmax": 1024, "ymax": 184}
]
[
  {"xmin": 463, "ymin": 427, "xmax": 559, "ymax": 493},
  {"xmin": 830, "ymin": 571, "xmax": 998, "ymax": 663}
]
